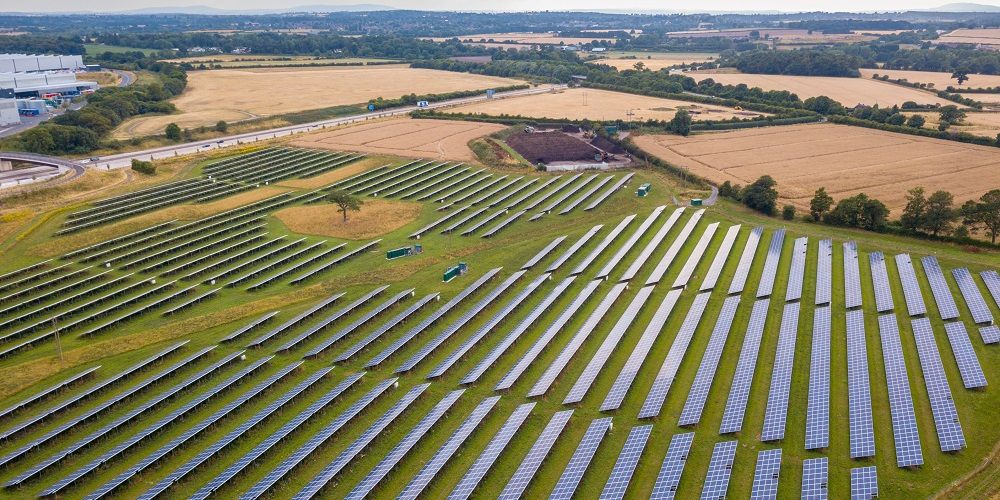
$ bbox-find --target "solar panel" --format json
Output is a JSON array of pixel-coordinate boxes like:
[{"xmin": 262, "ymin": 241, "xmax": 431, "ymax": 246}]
[
  {"xmin": 481, "ymin": 209, "xmax": 527, "ymax": 238},
  {"xmin": 941, "ymin": 321, "xmax": 987, "ymax": 389},
  {"xmin": 410, "ymin": 204, "xmax": 470, "ymax": 238},
  {"xmin": 277, "ymin": 285, "xmax": 390, "ymax": 352},
  {"xmin": 846, "ymin": 309, "xmax": 876, "ymax": 458},
  {"xmin": 755, "ymin": 229, "xmax": 786, "ymax": 298},
  {"xmin": 922, "ymin": 255, "xmax": 960, "ymax": 320},
  {"xmin": 953, "ymin": 268, "xmax": 994, "ymax": 325},
  {"xmin": 750, "ymin": 449, "xmax": 781, "ymax": 500},
  {"xmin": 644, "ymin": 209, "xmax": 705, "ymax": 286},
  {"xmin": 850, "ymin": 466, "xmax": 878, "ymax": 500},
  {"xmin": 843, "ymin": 241, "xmax": 863, "ymax": 309},
  {"xmin": 483, "ymin": 178, "xmax": 537, "ymax": 208},
  {"xmin": 801, "ymin": 458, "xmax": 828, "ymax": 500},
  {"xmin": 139, "ymin": 367, "xmax": 345, "ymax": 500},
  {"xmin": 761, "ymin": 302, "xmax": 801, "ymax": 442},
  {"xmin": 344, "ymin": 389, "xmax": 465, "ymax": 500},
  {"xmin": 366, "ymin": 268, "xmax": 501, "ymax": 367},
  {"xmin": 194, "ymin": 376, "xmax": 392, "ymax": 500},
  {"xmin": 638, "ymin": 292, "xmax": 711, "ymax": 419},
  {"xmin": 602, "ymin": 289, "xmax": 683, "ymax": 411},
  {"xmin": 497, "ymin": 410, "xmax": 573, "ymax": 500},
  {"xmin": 673, "ymin": 222, "xmax": 719, "ymax": 289},
  {"xmin": 600, "ymin": 424, "xmax": 651, "ymax": 500},
  {"xmin": 529, "ymin": 282, "xmax": 628, "ymax": 397},
  {"xmin": 302, "ymin": 288, "xmax": 413, "ymax": 357},
  {"xmin": 448, "ymin": 402, "xmax": 535, "ymax": 500},
  {"xmin": 495, "ymin": 279, "xmax": 601, "ymax": 391},
  {"xmin": 246, "ymin": 293, "xmax": 345, "ymax": 347},
  {"xmin": 559, "ymin": 175, "xmax": 615, "ymax": 214},
  {"xmin": 522, "ymin": 235, "xmax": 566, "ymax": 270},
  {"xmin": 619, "ymin": 207, "xmax": 685, "ymax": 283},
  {"xmin": 719, "ymin": 298, "xmax": 771, "ymax": 434},
  {"xmin": 570, "ymin": 214, "xmax": 636, "ymax": 276},
  {"xmin": 546, "ymin": 224, "xmax": 603, "ymax": 273},
  {"xmin": 815, "ymin": 239, "xmax": 833, "ymax": 305},
  {"xmin": 980, "ymin": 325, "xmax": 1000, "ymax": 345},
  {"xmin": 550, "ymin": 417, "xmax": 613, "ymax": 500},
  {"xmin": 334, "ymin": 293, "xmax": 437, "ymax": 363},
  {"xmin": 785, "ymin": 237, "xmax": 808, "ymax": 302},
  {"xmin": 289, "ymin": 238, "xmax": 381, "ymax": 284},
  {"xmin": 700, "ymin": 224, "xmax": 741, "ymax": 292},
  {"xmin": 728, "ymin": 226, "xmax": 764, "ymax": 295},
  {"xmin": 910, "ymin": 317, "xmax": 966, "ymax": 452},
  {"xmin": 805, "ymin": 306, "xmax": 831, "ymax": 450},
  {"xmin": 895, "ymin": 253, "xmax": 927, "ymax": 316},
  {"xmin": 398, "ymin": 395, "xmax": 499, "ymax": 500},
  {"xmin": 982, "ymin": 270, "xmax": 1000, "ymax": 309},
  {"xmin": 462, "ymin": 276, "xmax": 576, "ymax": 385},
  {"xmin": 538, "ymin": 174, "xmax": 599, "ymax": 215},
  {"xmin": 701, "ymin": 440, "xmax": 738, "ymax": 500},
  {"xmin": 877, "ymin": 313, "xmax": 924, "ymax": 468},
  {"xmin": 505, "ymin": 176, "xmax": 559, "ymax": 210},
  {"xmin": 650, "ymin": 432, "xmax": 694, "ymax": 499},
  {"xmin": 564, "ymin": 285, "xmax": 655, "ymax": 404},
  {"xmin": 678, "ymin": 295, "xmax": 741, "ymax": 426},
  {"xmin": 460, "ymin": 208, "xmax": 508, "ymax": 236},
  {"xmin": 867, "ymin": 251, "xmax": 895, "ymax": 313},
  {"xmin": 584, "ymin": 172, "xmax": 634, "ymax": 211},
  {"xmin": 397, "ymin": 271, "xmax": 525, "ymax": 373},
  {"xmin": 429, "ymin": 273, "xmax": 549, "ymax": 379},
  {"xmin": 597, "ymin": 206, "xmax": 665, "ymax": 279},
  {"xmin": 280, "ymin": 383, "xmax": 429, "ymax": 500},
  {"xmin": 0, "ymin": 366, "xmax": 99, "ymax": 422}
]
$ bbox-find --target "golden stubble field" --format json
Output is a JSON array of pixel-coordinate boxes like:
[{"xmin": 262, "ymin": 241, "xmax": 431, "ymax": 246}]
[
  {"xmin": 934, "ymin": 28, "xmax": 1000, "ymax": 47},
  {"xmin": 445, "ymin": 87, "xmax": 764, "ymax": 122},
  {"xmin": 634, "ymin": 123, "xmax": 1000, "ymax": 212},
  {"xmin": 686, "ymin": 71, "xmax": 956, "ymax": 107},
  {"xmin": 291, "ymin": 117, "xmax": 506, "ymax": 161},
  {"xmin": 427, "ymin": 32, "xmax": 615, "ymax": 45},
  {"xmin": 112, "ymin": 65, "xmax": 521, "ymax": 138},
  {"xmin": 587, "ymin": 52, "xmax": 719, "ymax": 71},
  {"xmin": 859, "ymin": 68, "xmax": 1000, "ymax": 90}
]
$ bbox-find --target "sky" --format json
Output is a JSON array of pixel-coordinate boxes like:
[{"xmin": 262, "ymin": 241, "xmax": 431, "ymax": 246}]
[{"xmin": 8, "ymin": 0, "xmax": 1000, "ymax": 13}]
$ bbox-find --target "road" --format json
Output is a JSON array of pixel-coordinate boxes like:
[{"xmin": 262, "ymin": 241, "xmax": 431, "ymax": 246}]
[
  {"xmin": 111, "ymin": 69, "xmax": 135, "ymax": 87},
  {"xmin": 87, "ymin": 84, "xmax": 564, "ymax": 170}
]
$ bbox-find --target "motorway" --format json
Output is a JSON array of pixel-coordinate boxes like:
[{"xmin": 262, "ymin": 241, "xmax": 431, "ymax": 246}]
[{"xmin": 86, "ymin": 84, "xmax": 565, "ymax": 170}]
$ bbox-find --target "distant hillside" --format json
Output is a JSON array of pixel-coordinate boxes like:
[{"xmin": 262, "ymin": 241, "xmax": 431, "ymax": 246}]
[
  {"xmin": 922, "ymin": 3, "xmax": 1000, "ymax": 12},
  {"xmin": 119, "ymin": 4, "xmax": 395, "ymax": 14}
]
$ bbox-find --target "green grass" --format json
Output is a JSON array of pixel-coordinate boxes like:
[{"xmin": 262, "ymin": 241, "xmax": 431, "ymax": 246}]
[
  {"xmin": 0, "ymin": 149, "xmax": 997, "ymax": 499},
  {"xmin": 84, "ymin": 43, "xmax": 159, "ymax": 56}
]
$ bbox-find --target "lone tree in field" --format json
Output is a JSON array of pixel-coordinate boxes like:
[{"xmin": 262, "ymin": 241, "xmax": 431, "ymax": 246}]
[
  {"xmin": 327, "ymin": 190, "xmax": 363, "ymax": 223},
  {"xmin": 165, "ymin": 123, "xmax": 182, "ymax": 141},
  {"xmin": 215, "ymin": 120, "xmax": 228, "ymax": 133},
  {"xmin": 951, "ymin": 69, "xmax": 970, "ymax": 86},
  {"xmin": 809, "ymin": 187, "xmax": 833, "ymax": 221},
  {"xmin": 961, "ymin": 189, "xmax": 1000, "ymax": 244},
  {"xmin": 740, "ymin": 175, "xmax": 779, "ymax": 216},
  {"xmin": 668, "ymin": 109, "xmax": 692, "ymax": 136}
]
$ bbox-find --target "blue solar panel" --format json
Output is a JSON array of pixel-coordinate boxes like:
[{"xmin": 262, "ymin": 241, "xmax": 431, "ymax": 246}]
[
  {"xmin": 982, "ymin": 270, "xmax": 1000, "ymax": 309},
  {"xmin": 448, "ymin": 402, "xmax": 535, "ymax": 500},
  {"xmin": 564, "ymin": 285, "xmax": 655, "ymax": 404},
  {"xmin": 619, "ymin": 208, "xmax": 685, "ymax": 283},
  {"xmin": 728, "ymin": 226, "xmax": 764, "ymax": 295},
  {"xmin": 750, "ymin": 449, "xmax": 781, "ymax": 500},
  {"xmin": 277, "ymin": 285, "xmax": 389, "ymax": 351},
  {"xmin": 645, "ymin": 209, "xmax": 705, "ymax": 286},
  {"xmin": 597, "ymin": 206, "xmax": 665, "ymax": 279},
  {"xmin": 672, "ymin": 222, "xmax": 719, "ymax": 289},
  {"xmin": 850, "ymin": 466, "xmax": 878, "ymax": 500},
  {"xmin": 843, "ymin": 241, "xmax": 863, "ymax": 309},
  {"xmin": 638, "ymin": 292, "xmax": 710, "ymax": 419},
  {"xmin": 755, "ymin": 229, "xmax": 785, "ymax": 298},
  {"xmin": 921, "ymin": 255, "xmax": 960, "ymax": 320},
  {"xmin": 895, "ymin": 253, "xmax": 927, "ymax": 316},
  {"xmin": 571, "ymin": 214, "xmax": 635, "ymax": 276},
  {"xmin": 910, "ymin": 318, "xmax": 966, "ymax": 452},
  {"xmin": 869, "ymin": 251, "xmax": 895, "ymax": 313},
  {"xmin": 784, "ymin": 237, "xmax": 808, "ymax": 302},
  {"xmin": 560, "ymin": 175, "xmax": 614, "ymax": 214},
  {"xmin": 678, "ymin": 295, "xmax": 741, "ymax": 426},
  {"xmin": 334, "ymin": 293, "xmax": 437, "ymax": 363},
  {"xmin": 0, "ymin": 367, "xmax": 99, "ymax": 423},
  {"xmin": 521, "ymin": 235, "xmax": 566, "ymax": 270},
  {"xmin": 701, "ymin": 440, "xmax": 738, "ymax": 499},
  {"xmin": 303, "ymin": 288, "xmax": 414, "ymax": 358},
  {"xmin": 600, "ymin": 424, "xmax": 652, "ymax": 500},
  {"xmin": 602, "ymin": 289, "xmax": 683, "ymax": 412},
  {"xmin": 953, "ymin": 267, "xmax": 994, "ymax": 325},
  {"xmin": 846, "ymin": 309, "xmax": 876, "ymax": 459},
  {"xmin": 550, "ymin": 417, "xmax": 613, "ymax": 499},
  {"xmin": 650, "ymin": 432, "xmax": 694, "ymax": 499},
  {"xmin": 497, "ymin": 410, "xmax": 573, "ymax": 500},
  {"xmin": 877, "ymin": 313, "xmax": 924, "ymax": 468},
  {"xmin": 805, "ymin": 306, "xmax": 831, "ymax": 450},
  {"xmin": 801, "ymin": 457, "xmax": 828, "ymax": 500},
  {"xmin": 720, "ymin": 298, "xmax": 771, "ymax": 434},
  {"xmin": 815, "ymin": 239, "xmax": 833, "ymax": 305},
  {"xmin": 584, "ymin": 172, "xmax": 634, "ymax": 211},
  {"xmin": 245, "ymin": 293, "xmax": 344, "ymax": 347},
  {"xmin": 761, "ymin": 302, "xmax": 800, "ymax": 442},
  {"xmin": 700, "ymin": 224, "xmax": 741, "ymax": 292},
  {"xmin": 941, "ymin": 321, "xmax": 988, "ymax": 389},
  {"xmin": 546, "ymin": 225, "xmax": 603, "ymax": 273}
]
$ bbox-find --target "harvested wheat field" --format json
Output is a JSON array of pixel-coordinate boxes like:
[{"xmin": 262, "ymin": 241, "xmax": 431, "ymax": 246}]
[
  {"xmin": 292, "ymin": 118, "xmax": 505, "ymax": 161},
  {"xmin": 428, "ymin": 32, "xmax": 614, "ymax": 45},
  {"xmin": 588, "ymin": 52, "xmax": 718, "ymax": 71},
  {"xmin": 274, "ymin": 198, "xmax": 422, "ymax": 240},
  {"xmin": 446, "ymin": 87, "xmax": 763, "ymax": 122},
  {"xmin": 113, "ymin": 65, "xmax": 521, "ymax": 138},
  {"xmin": 907, "ymin": 110, "xmax": 1000, "ymax": 138},
  {"xmin": 934, "ymin": 28, "xmax": 1000, "ymax": 48},
  {"xmin": 859, "ymin": 68, "xmax": 1000, "ymax": 90},
  {"xmin": 634, "ymin": 123, "xmax": 1000, "ymax": 212},
  {"xmin": 687, "ymin": 71, "xmax": 955, "ymax": 107}
]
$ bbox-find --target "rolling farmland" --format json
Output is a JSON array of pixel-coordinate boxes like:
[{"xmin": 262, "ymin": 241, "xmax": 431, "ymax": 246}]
[
  {"xmin": 859, "ymin": 68, "xmax": 1000, "ymax": 90},
  {"xmin": 587, "ymin": 52, "xmax": 719, "ymax": 71}
]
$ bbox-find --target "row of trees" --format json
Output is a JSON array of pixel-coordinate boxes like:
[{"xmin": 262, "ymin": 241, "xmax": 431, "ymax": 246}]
[{"xmin": 726, "ymin": 49, "xmax": 865, "ymax": 77}]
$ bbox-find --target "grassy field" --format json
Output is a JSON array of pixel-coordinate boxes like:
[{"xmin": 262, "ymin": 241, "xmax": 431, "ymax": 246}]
[
  {"xmin": 83, "ymin": 43, "xmax": 159, "ymax": 56},
  {"xmin": 0, "ymin": 137, "xmax": 997, "ymax": 500},
  {"xmin": 166, "ymin": 55, "xmax": 397, "ymax": 68}
]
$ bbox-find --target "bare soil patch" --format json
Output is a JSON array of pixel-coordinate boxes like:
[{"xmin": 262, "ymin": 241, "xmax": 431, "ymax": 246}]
[
  {"xmin": 275, "ymin": 198, "xmax": 421, "ymax": 240},
  {"xmin": 633, "ymin": 123, "xmax": 1000, "ymax": 212},
  {"xmin": 506, "ymin": 131, "xmax": 599, "ymax": 164}
]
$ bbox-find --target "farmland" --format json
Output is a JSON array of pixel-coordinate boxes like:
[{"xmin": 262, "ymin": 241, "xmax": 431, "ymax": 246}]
[
  {"xmin": 685, "ymin": 71, "xmax": 955, "ymax": 107},
  {"xmin": 292, "ymin": 118, "xmax": 507, "ymax": 161},
  {"xmin": 166, "ymin": 54, "xmax": 397, "ymax": 68},
  {"xmin": 934, "ymin": 28, "xmax": 1000, "ymax": 48},
  {"xmin": 445, "ymin": 87, "xmax": 764, "ymax": 122},
  {"xmin": 633, "ymin": 123, "xmax": 1000, "ymax": 211},
  {"xmin": 427, "ymin": 32, "xmax": 615, "ymax": 45},
  {"xmin": 111, "ymin": 65, "xmax": 522, "ymax": 138},
  {"xmin": 906, "ymin": 110, "xmax": 1000, "ymax": 139},
  {"xmin": 859, "ymin": 68, "xmax": 1000, "ymax": 90},
  {"xmin": 586, "ymin": 52, "xmax": 719, "ymax": 71}
]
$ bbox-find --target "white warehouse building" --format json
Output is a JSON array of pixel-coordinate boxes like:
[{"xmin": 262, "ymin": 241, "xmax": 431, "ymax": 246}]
[
  {"xmin": 0, "ymin": 72, "xmax": 97, "ymax": 97},
  {"xmin": 0, "ymin": 54, "xmax": 85, "ymax": 73}
]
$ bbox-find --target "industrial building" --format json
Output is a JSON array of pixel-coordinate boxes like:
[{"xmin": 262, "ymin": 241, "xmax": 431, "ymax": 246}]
[
  {"xmin": 0, "ymin": 53, "xmax": 84, "ymax": 73},
  {"xmin": 0, "ymin": 54, "xmax": 97, "ymax": 127},
  {"xmin": 0, "ymin": 72, "xmax": 97, "ymax": 97},
  {"xmin": 0, "ymin": 88, "xmax": 18, "ymax": 126}
]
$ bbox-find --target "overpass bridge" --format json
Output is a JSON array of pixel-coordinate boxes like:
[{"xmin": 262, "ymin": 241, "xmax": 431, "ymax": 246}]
[{"xmin": 0, "ymin": 151, "xmax": 84, "ymax": 190}]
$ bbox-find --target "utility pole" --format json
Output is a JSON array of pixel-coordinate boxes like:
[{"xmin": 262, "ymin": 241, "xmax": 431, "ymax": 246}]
[{"xmin": 52, "ymin": 318, "xmax": 63, "ymax": 363}]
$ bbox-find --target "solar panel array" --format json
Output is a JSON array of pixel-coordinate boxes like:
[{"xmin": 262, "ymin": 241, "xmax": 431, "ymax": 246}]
[
  {"xmin": 755, "ymin": 229, "xmax": 785, "ymax": 298},
  {"xmin": 843, "ymin": 241, "xmax": 863, "ymax": 309},
  {"xmin": 497, "ymin": 410, "xmax": 573, "ymax": 500},
  {"xmin": 805, "ymin": 306, "xmax": 831, "ymax": 450},
  {"xmin": 850, "ymin": 466, "xmax": 878, "ymax": 500},
  {"xmin": 869, "ymin": 251, "xmax": 895, "ymax": 313},
  {"xmin": 895, "ymin": 253, "xmax": 927, "ymax": 316},
  {"xmin": 719, "ymin": 298, "xmax": 770, "ymax": 434},
  {"xmin": 728, "ymin": 226, "xmax": 764, "ymax": 295},
  {"xmin": 302, "ymin": 288, "xmax": 413, "ymax": 357},
  {"xmin": 619, "ymin": 207, "xmax": 685, "ymax": 282},
  {"xmin": 550, "ymin": 417, "xmax": 612, "ymax": 500},
  {"xmin": 801, "ymin": 458, "xmax": 828, "ymax": 500},
  {"xmin": 701, "ymin": 440, "xmax": 738, "ymax": 500},
  {"xmin": 584, "ymin": 172, "xmax": 635, "ymax": 210},
  {"xmin": 953, "ymin": 267, "xmax": 994, "ymax": 325},
  {"xmin": 546, "ymin": 224, "xmax": 603, "ymax": 273},
  {"xmin": 983, "ymin": 270, "xmax": 1000, "ymax": 308},
  {"xmin": 678, "ymin": 295, "xmax": 741, "ymax": 426},
  {"xmin": 672, "ymin": 222, "xmax": 719, "ymax": 289},
  {"xmin": 650, "ymin": 432, "xmax": 694, "ymax": 499},
  {"xmin": 600, "ymin": 424, "xmax": 651, "ymax": 500},
  {"xmin": 910, "ymin": 318, "xmax": 966, "ymax": 452},
  {"xmin": 571, "ymin": 214, "xmax": 635, "ymax": 276},
  {"xmin": 761, "ymin": 302, "xmax": 800, "ymax": 442},
  {"xmin": 846, "ymin": 309, "xmax": 876, "ymax": 458},
  {"xmin": 246, "ymin": 293, "xmax": 345, "ymax": 347},
  {"xmin": 922, "ymin": 255, "xmax": 960, "ymax": 320},
  {"xmin": 815, "ymin": 239, "xmax": 833, "ymax": 305},
  {"xmin": 276, "ymin": 285, "xmax": 389, "ymax": 351},
  {"xmin": 334, "ymin": 292, "xmax": 437, "ymax": 362},
  {"xmin": 700, "ymin": 224, "xmax": 741, "ymax": 292},
  {"xmin": 784, "ymin": 237, "xmax": 808, "ymax": 302},
  {"xmin": 597, "ymin": 206, "xmax": 665, "ymax": 279},
  {"xmin": 521, "ymin": 235, "xmax": 566, "ymax": 270},
  {"xmin": 749, "ymin": 449, "xmax": 781, "ymax": 500},
  {"xmin": 448, "ymin": 402, "xmax": 535, "ymax": 500},
  {"xmin": 644, "ymin": 209, "xmax": 705, "ymax": 285},
  {"xmin": 877, "ymin": 313, "xmax": 924, "ymax": 467},
  {"xmin": 942, "ymin": 321, "xmax": 988, "ymax": 389}
]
